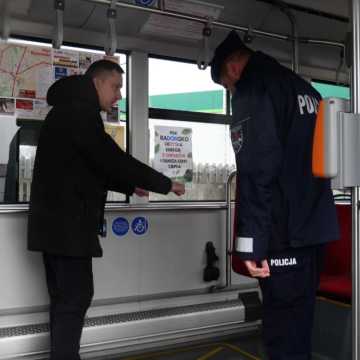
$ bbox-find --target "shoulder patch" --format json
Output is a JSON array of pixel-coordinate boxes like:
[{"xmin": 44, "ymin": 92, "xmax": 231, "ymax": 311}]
[{"xmin": 231, "ymin": 116, "xmax": 249, "ymax": 154}]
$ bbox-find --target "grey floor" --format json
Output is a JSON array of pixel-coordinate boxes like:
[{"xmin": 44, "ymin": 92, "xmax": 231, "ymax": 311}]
[
  {"xmin": 106, "ymin": 331, "xmax": 336, "ymax": 360},
  {"xmin": 99, "ymin": 297, "xmax": 353, "ymax": 360},
  {"xmin": 112, "ymin": 333, "xmax": 266, "ymax": 360}
]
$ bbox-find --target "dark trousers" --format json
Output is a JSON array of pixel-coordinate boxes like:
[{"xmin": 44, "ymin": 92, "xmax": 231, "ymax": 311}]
[
  {"xmin": 259, "ymin": 246, "xmax": 323, "ymax": 360},
  {"xmin": 43, "ymin": 253, "xmax": 94, "ymax": 360}
]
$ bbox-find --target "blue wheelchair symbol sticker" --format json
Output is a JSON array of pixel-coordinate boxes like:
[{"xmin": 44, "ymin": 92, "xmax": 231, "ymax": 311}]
[
  {"xmin": 112, "ymin": 217, "xmax": 129, "ymax": 236},
  {"xmin": 131, "ymin": 217, "xmax": 148, "ymax": 235}
]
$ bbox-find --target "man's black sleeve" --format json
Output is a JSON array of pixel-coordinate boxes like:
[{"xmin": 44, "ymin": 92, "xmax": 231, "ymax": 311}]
[
  {"xmin": 233, "ymin": 91, "xmax": 282, "ymax": 261},
  {"xmin": 69, "ymin": 111, "xmax": 172, "ymax": 195}
]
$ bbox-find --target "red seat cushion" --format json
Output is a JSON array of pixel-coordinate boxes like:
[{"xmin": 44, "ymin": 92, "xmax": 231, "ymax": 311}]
[
  {"xmin": 317, "ymin": 204, "xmax": 352, "ymax": 303},
  {"xmin": 318, "ymin": 275, "xmax": 352, "ymax": 302},
  {"xmin": 321, "ymin": 204, "xmax": 351, "ymax": 277}
]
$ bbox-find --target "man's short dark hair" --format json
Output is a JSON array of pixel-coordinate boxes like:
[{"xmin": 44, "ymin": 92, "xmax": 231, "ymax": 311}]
[{"xmin": 85, "ymin": 59, "xmax": 124, "ymax": 79}]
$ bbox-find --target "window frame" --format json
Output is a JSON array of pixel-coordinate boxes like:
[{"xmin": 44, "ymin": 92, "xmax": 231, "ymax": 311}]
[{"xmin": 148, "ymin": 54, "xmax": 233, "ymax": 203}]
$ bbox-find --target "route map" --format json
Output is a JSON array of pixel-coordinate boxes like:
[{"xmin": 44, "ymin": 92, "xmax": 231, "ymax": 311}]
[
  {"xmin": 0, "ymin": 43, "xmax": 120, "ymax": 120},
  {"xmin": 0, "ymin": 44, "xmax": 52, "ymax": 99}
]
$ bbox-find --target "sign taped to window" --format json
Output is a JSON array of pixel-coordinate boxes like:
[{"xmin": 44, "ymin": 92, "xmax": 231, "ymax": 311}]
[{"xmin": 153, "ymin": 125, "xmax": 193, "ymax": 184}]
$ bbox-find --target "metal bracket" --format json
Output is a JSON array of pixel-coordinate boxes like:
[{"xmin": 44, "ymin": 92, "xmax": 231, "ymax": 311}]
[
  {"xmin": 197, "ymin": 18, "xmax": 213, "ymax": 70},
  {"xmin": 158, "ymin": 0, "xmax": 165, "ymax": 10},
  {"xmin": 0, "ymin": 0, "xmax": 10, "ymax": 42},
  {"xmin": 340, "ymin": 112, "xmax": 360, "ymax": 187},
  {"xmin": 52, "ymin": 0, "xmax": 65, "ymax": 49},
  {"xmin": 243, "ymin": 26, "xmax": 254, "ymax": 44},
  {"xmin": 105, "ymin": 0, "xmax": 117, "ymax": 56}
]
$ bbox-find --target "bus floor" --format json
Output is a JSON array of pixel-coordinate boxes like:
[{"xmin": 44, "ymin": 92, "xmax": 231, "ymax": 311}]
[
  {"xmin": 104, "ymin": 333, "xmax": 266, "ymax": 360},
  {"xmin": 100, "ymin": 332, "xmax": 332, "ymax": 360}
]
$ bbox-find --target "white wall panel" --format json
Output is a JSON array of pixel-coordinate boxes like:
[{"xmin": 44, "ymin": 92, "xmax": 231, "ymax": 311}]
[{"xmin": 0, "ymin": 209, "xmax": 256, "ymax": 315}]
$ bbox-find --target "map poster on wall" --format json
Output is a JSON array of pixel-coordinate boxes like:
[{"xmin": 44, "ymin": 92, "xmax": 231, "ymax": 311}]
[
  {"xmin": 53, "ymin": 49, "xmax": 79, "ymax": 68},
  {"xmin": 0, "ymin": 98, "xmax": 15, "ymax": 115},
  {"xmin": 0, "ymin": 44, "xmax": 52, "ymax": 100},
  {"xmin": 154, "ymin": 126, "xmax": 193, "ymax": 183},
  {"xmin": 79, "ymin": 53, "xmax": 102, "ymax": 73},
  {"xmin": 0, "ymin": 43, "xmax": 121, "ymax": 120}
]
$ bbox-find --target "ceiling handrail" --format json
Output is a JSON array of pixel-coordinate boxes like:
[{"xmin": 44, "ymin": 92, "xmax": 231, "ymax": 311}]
[
  {"xmin": 52, "ymin": 0, "xmax": 65, "ymax": 49},
  {"xmin": 82, "ymin": 0, "xmax": 345, "ymax": 50}
]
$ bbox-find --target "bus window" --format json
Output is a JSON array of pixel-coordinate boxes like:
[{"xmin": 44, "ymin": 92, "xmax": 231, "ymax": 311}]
[
  {"xmin": 149, "ymin": 57, "xmax": 226, "ymax": 114},
  {"xmin": 0, "ymin": 40, "xmax": 128, "ymax": 203},
  {"xmin": 149, "ymin": 118, "xmax": 235, "ymax": 201},
  {"xmin": 148, "ymin": 57, "xmax": 234, "ymax": 202}
]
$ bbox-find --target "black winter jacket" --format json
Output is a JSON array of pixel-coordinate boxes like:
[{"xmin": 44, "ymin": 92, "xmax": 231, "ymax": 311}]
[
  {"xmin": 28, "ymin": 75, "xmax": 171, "ymax": 257},
  {"xmin": 232, "ymin": 52, "xmax": 339, "ymax": 261}
]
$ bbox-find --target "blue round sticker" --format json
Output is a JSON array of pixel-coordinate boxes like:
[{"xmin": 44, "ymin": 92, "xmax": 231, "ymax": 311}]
[
  {"xmin": 112, "ymin": 217, "xmax": 129, "ymax": 236},
  {"xmin": 131, "ymin": 217, "xmax": 148, "ymax": 235}
]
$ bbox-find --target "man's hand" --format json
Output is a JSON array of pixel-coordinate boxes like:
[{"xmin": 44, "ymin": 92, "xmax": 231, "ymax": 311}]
[
  {"xmin": 244, "ymin": 260, "xmax": 270, "ymax": 278},
  {"xmin": 134, "ymin": 187, "xmax": 149, "ymax": 197},
  {"xmin": 171, "ymin": 181, "xmax": 185, "ymax": 196}
]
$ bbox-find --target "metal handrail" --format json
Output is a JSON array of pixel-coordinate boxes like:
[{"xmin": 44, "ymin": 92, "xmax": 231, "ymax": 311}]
[
  {"xmin": 351, "ymin": 1, "xmax": 360, "ymax": 359},
  {"xmin": 225, "ymin": 170, "xmax": 237, "ymax": 288},
  {"xmin": 0, "ymin": 202, "xmax": 228, "ymax": 214},
  {"xmin": 82, "ymin": 0, "xmax": 345, "ymax": 50},
  {"xmin": 209, "ymin": 170, "xmax": 236, "ymax": 293}
]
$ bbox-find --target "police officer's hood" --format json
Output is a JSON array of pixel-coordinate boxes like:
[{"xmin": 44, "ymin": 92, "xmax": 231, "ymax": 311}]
[{"xmin": 47, "ymin": 75, "xmax": 101, "ymax": 111}]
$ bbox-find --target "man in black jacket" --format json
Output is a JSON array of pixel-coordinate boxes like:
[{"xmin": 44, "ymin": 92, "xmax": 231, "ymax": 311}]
[
  {"xmin": 28, "ymin": 60, "xmax": 184, "ymax": 360},
  {"xmin": 210, "ymin": 31, "xmax": 339, "ymax": 360}
]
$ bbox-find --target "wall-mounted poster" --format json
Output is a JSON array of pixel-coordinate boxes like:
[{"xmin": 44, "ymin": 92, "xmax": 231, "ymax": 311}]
[
  {"xmin": 0, "ymin": 98, "xmax": 15, "ymax": 115},
  {"xmin": 0, "ymin": 43, "xmax": 120, "ymax": 120}
]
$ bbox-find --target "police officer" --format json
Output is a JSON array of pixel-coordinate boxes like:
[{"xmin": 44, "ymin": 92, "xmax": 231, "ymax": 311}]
[
  {"xmin": 28, "ymin": 60, "xmax": 185, "ymax": 360},
  {"xmin": 210, "ymin": 31, "xmax": 339, "ymax": 360}
]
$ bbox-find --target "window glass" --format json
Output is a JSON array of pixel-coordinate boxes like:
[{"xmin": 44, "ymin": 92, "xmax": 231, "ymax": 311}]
[
  {"xmin": 148, "ymin": 57, "xmax": 234, "ymax": 202},
  {"xmin": 0, "ymin": 39, "xmax": 127, "ymax": 203},
  {"xmin": 149, "ymin": 119, "xmax": 235, "ymax": 201},
  {"xmin": 149, "ymin": 58, "xmax": 226, "ymax": 114}
]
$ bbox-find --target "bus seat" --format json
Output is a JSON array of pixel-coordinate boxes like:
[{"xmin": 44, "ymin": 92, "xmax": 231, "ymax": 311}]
[{"xmin": 318, "ymin": 204, "xmax": 352, "ymax": 303}]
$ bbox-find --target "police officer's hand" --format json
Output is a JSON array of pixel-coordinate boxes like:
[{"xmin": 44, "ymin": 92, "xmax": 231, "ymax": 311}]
[
  {"xmin": 134, "ymin": 187, "xmax": 149, "ymax": 197},
  {"xmin": 171, "ymin": 181, "xmax": 185, "ymax": 196},
  {"xmin": 244, "ymin": 260, "xmax": 270, "ymax": 278}
]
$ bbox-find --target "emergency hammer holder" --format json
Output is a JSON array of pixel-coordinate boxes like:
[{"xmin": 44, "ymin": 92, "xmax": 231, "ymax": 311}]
[{"xmin": 312, "ymin": 97, "xmax": 360, "ymax": 188}]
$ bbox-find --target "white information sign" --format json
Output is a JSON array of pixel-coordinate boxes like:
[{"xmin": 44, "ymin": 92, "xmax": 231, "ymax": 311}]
[
  {"xmin": 154, "ymin": 126, "xmax": 193, "ymax": 183},
  {"xmin": 141, "ymin": 0, "xmax": 223, "ymax": 41}
]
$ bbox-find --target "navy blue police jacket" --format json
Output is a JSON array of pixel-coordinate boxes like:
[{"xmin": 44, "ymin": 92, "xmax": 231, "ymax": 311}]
[{"xmin": 232, "ymin": 51, "xmax": 339, "ymax": 261}]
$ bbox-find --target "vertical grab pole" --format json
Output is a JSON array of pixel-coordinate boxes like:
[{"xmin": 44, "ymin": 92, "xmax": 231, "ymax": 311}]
[
  {"xmin": 281, "ymin": 6, "xmax": 299, "ymax": 74},
  {"xmin": 226, "ymin": 170, "xmax": 237, "ymax": 288},
  {"xmin": 351, "ymin": 0, "xmax": 360, "ymax": 359}
]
